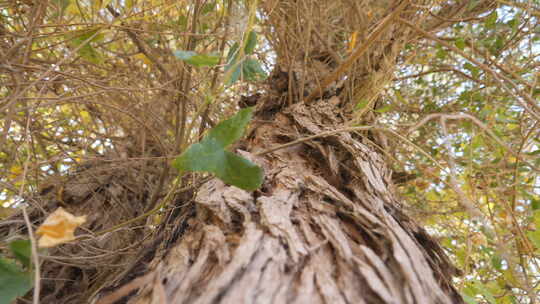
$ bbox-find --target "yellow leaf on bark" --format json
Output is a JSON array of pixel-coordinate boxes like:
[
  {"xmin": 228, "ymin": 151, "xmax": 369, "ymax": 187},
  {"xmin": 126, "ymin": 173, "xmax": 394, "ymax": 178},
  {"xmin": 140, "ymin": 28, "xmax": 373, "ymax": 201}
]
[{"xmin": 36, "ymin": 207, "xmax": 86, "ymax": 248}]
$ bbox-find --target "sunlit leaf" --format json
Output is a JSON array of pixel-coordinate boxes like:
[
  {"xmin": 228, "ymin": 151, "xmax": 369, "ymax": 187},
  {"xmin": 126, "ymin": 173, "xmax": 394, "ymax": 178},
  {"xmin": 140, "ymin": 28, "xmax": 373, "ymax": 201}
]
[
  {"xmin": 464, "ymin": 62, "xmax": 479, "ymax": 78},
  {"xmin": 435, "ymin": 46, "xmax": 447, "ymax": 59},
  {"xmin": 531, "ymin": 197, "xmax": 540, "ymax": 210},
  {"xmin": 9, "ymin": 165, "xmax": 22, "ymax": 180},
  {"xmin": 348, "ymin": 31, "xmax": 358, "ymax": 53},
  {"xmin": 355, "ymin": 99, "xmax": 370, "ymax": 110},
  {"xmin": 490, "ymin": 254, "xmax": 502, "ymax": 271},
  {"xmin": 374, "ymin": 105, "xmax": 392, "ymax": 113},
  {"xmin": 133, "ymin": 53, "xmax": 153, "ymax": 65},
  {"xmin": 36, "ymin": 207, "xmax": 87, "ymax": 248},
  {"xmin": 51, "ymin": 0, "xmax": 71, "ymax": 15},
  {"xmin": 66, "ymin": 28, "xmax": 104, "ymax": 64},
  {"xmin": 200, "ymin": 2, "xmax": 216, "ymax": 15},
  {"xmin": 473, "ymin": 281, "xmax": 496, "ymax": 304},
  {"xmin": 527, "ymin": 230, "xmax": 540, "ymax": 252},
  {"xmin": 455, "ymin": 37, "xmax": 466, "ymax": 50},
  {"xmin": 174, "ymin": 51, "xmax": 220, "ymax": 67},
  {"xmin": 462, "ymin": 294, "xmax": 478, "ymax": 304},
  {"xmin": 484, "ymin": 11, "xmax": 498, "ymax": 29}
]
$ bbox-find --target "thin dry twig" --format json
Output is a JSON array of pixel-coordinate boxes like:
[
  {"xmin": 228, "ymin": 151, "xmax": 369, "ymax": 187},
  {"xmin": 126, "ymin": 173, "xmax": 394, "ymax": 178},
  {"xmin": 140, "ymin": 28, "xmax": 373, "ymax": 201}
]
[
  {"xmin": 439, "ymin": 118, "xmax": 488, "ymax": 223},
  {"xmin": 22, "ymin": 207, "xmax": 40, "ymax": 304},
  {"xmin": 95, "ymin": 271, "xmax": 155, "ymax": 304},
  {"xmin": 399, "ymin": 18, "xmax": 540, "ymax": 122},
  {"xmin": 18, "ymin": 107, "xmax": 41, "ymax": 304},
  {"xmin": 304, "ymin": 0, "xmax": 409, "ymax": 103},
  {"xmin": 407, "ymin": 113, "xmax": 539, "ymax": 172},
  {"xmin": 0, "ymin": 29, "xmax": 105, "ymax": 113}
]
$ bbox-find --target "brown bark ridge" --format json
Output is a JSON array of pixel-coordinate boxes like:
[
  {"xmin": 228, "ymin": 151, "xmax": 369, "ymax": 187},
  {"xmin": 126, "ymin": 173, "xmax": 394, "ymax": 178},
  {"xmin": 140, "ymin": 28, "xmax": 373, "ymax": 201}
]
[{"xmin": 105, "ymin": 94, "xmax": 464, "ymax": 304}]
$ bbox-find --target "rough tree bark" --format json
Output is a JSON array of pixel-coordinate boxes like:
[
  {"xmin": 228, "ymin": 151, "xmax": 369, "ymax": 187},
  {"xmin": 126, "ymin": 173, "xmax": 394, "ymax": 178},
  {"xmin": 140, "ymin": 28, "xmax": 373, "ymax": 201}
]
[{"xmin": 113, "ymin": 100, "xmax": 464, "ymax": 304}]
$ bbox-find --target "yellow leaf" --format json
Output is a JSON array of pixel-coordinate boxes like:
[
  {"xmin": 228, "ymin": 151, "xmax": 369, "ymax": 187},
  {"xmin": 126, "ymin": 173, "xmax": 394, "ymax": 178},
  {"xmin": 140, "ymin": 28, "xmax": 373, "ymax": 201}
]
[
  {"xmin": 471, "ymin": 232, "xmax": 487, "ymax": 246},
  {"xmin": 60, "ymin": 104, "xmax": 72, "ymax": 114},
  {"xmin": 133, "ymin": 53, "xmax": 153, "ymax": 66},
  {"xmin": 80, "ymin": 110, "xmax": 91, "ymax": 124},
  {"xmin": 66, "ymin": 1, "xmax": 82, "ymax": 16},
  {"xmin": 36, "ymin": 207, "xmax": 86, "ymax": 248},
  {"xmin": 9, "ymin": 165, "xmax": 23, "ymax": 179},
  {"xmin": 348, "ymin": 31, "xmax": 358, "ymax": 53}
]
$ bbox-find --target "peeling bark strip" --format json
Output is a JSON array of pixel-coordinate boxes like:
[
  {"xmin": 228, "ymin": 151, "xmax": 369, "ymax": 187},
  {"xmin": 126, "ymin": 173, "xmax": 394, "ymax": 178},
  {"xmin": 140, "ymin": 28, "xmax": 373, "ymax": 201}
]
[{"xmin": 128, "ymin": 102, "xmax": 463, "ymax": 304}]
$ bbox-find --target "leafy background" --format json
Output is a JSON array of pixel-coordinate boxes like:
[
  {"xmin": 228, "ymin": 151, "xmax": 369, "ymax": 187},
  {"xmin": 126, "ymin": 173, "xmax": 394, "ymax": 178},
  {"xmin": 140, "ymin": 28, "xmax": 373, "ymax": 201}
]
[{"xmin": 0, "ymin": 0, "xmax": 539, "ymax": 303}]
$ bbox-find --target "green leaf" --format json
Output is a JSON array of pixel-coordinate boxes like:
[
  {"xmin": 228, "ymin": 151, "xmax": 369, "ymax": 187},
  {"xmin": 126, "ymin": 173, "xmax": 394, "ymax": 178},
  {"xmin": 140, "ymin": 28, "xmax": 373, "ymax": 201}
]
[
  {"xmin": 177, "ymin": 15, "xmax": 188, "ymax": 30},
  {"xmin": 175, "ymin": 144, "xmax": 263, "ymax": 190},
  {"xmin": 68, "ymin": 29, "xmax": 104, "ymax": 45},
  {"xmin": 531, "ymin": 197, "xmax": 540, "ymax": 210},
  {"xmin": 527, "ymin": 230, "xmax": 540, "ymax": 253},
  {"xmin": 462, "ymin": 294, "xmax": 478, "ymax": 304},
  {"xmin": 200, "ymin": 2, "xmax": 216, "ymax": 15},
  {"xmin": 224, "ymin": 43, "xmax": 241, "ymax": 84},
  {"xmin": 9, "ymin": 240, "xmax": 31, "ymax": 268},
  {"xmin": 471, "ymin": 134, "xmax": 484, "ymax": 149},
  {"xmin": 225, "ymin": 40, "xmax": 267, "ymax": 86},
  {"xmin": 78, "ymin": 45, "xmax": 102, "ymax": 64},
  {"xmin": 66, "ymin": 28, "xmax": 104, "ymax": 64},
  {"xmin": 467, "ymin": 0, "xmax": 480, "ymax": 10},
  {"xmin": 173, "ymin": 108, "xmax": 263, "ymax": 191},
  {"xmin": 51, "ymin": 0, "xmax": 70, "ymax": 15},
  {"xmin": 506, "ymin": 18, "xmax": 518, "ymax": 32},
  {"xmin": 473, "ymin": 281, "xmax": 496, "ymax": 304},
  {"xmin": 532, "ymin": 210, "xmax": 540, "ymax": 228},
  {"xmin": 0, "ymin": 257, "xmax": 32, "ymax": 304},
  {"xmin": 206, "ymin": 107, "xmax": 255, "ymax": 148},
  {"xmin": 226, "ymin": 42, "xmax": 240, "ymax": 65},
  {"xmin": 485, "ymin": 11, "xmax": 498, "ymax": 29},
  {"xmin": 244, "ymin": 31, "xmax": 257, "ymax": 54},
  {"xmin": 225, "ymin": 58, "xmax": 267, "ymax": 86},
  {"xmin": 492, "ymin": 36, "xmax": 505, "ymax": 54},
  {"xmin": 227, "ymin": 62, "xmax": 243, "ymax": 86},
  {"xmin": 374, "ymin": 105, "xmax": 392, "ymax": 113},
  {"xmin": 242, "ymin": 59, "xmax": 267, "ymax": 81},
  {"xmin": 394, "ymin": 90, "xmax": 405, "ymax": 103},
  {"xmin": 355, "ymin": 99, "xmax": 370, "ymax": 110},
  {"xmin": 491, "ymin": 254, "xmax": 502, "ymax": 271},
  {"xmin": 174, "ymin": 50, "xmax": 220, "ymax": 67},
  {"xmin": 455, "ymin": 37, "xmax": 466, "ymax": 50},
  {"xmin": 525, "ymin": 149, "xmax": 540, "ymax": 156},
  {"xmin": 464, "ymin": 62, "xmax": 479, "ymax": 78},
  {"xmin": 435, "ymin": 47, "xmax": 447, "ymax": 60}
]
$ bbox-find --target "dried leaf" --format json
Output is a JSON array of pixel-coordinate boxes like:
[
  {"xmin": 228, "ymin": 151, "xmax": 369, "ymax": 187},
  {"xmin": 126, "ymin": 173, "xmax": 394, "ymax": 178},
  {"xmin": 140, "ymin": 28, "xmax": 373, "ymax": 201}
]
[{"xmin": 36, "ymin": 207, "xmax": 86, "ymax": 248}]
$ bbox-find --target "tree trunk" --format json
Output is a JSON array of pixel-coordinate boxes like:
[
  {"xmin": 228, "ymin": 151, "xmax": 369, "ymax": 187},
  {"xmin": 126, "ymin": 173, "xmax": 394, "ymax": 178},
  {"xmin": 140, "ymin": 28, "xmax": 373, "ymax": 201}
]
[{"xmin": 98, "ymin": 95, "xmax": 463, "ymax": 304}]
